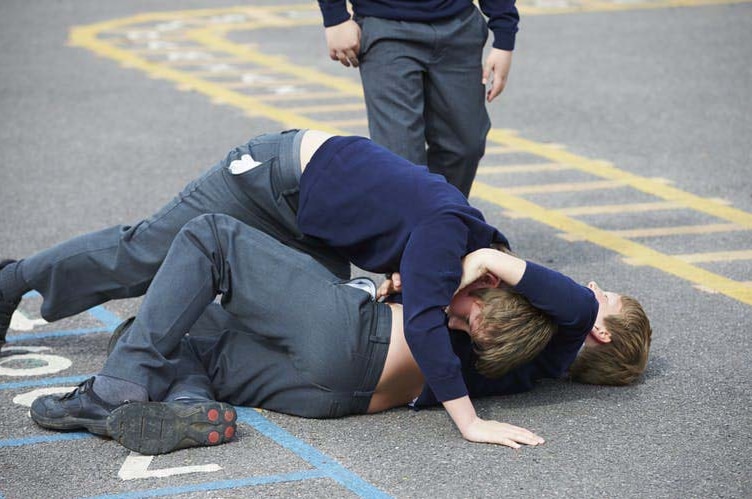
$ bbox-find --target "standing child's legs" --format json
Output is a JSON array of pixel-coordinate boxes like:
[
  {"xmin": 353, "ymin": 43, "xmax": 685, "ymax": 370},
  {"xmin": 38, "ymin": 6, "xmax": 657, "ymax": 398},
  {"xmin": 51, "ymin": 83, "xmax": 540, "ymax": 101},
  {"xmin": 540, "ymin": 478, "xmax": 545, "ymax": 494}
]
[{"xmin": 357, "ymin": 8, "xmax": 490, "ymax": 197}]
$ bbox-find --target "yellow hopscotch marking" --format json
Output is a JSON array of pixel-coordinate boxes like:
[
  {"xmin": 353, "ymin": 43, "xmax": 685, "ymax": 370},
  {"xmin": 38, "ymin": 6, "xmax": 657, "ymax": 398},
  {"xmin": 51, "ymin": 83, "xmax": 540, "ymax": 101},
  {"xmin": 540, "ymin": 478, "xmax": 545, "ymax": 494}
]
[
  {"xmin": 674, "ymin": 250, "xmax": 752, "ymax": 264},
  {"xmin": 251, "ymin": 91, "xmax": 346, "ymax": 102},
  {"xmin": 610, "ymin": 223, "xmax": 747, "ymax": 239},
  {"xmin": 478, "ymin": 163, "xmax": 571, "ymax": 174},
  {"xmin": 472, "ymin": 183, "xmax": 752, "ymax": 305},
  {"xmin": 503, "ymin": 180, "xmax": 624, "ymax": 195},
  {"xmin": 484, "ymin": 145, "xmax": 520, "ymax": 154},
  {"xmin": 68, "ymin": 5, "xmax": 752, "ymax": 307},
  {"xmin": 293, "ymin": 102, "xmax": 366, "ymax": 113},
  {"xmin": 558, "ymin": 223, "xmax": 747, "ymax": 241},
  {"xmin": 323, "ymin": 118, "xmax": 369, "ymax": 128},
  {"xmin": 487, "ymin": 130, "xmax": 752, "ymax": 230}
]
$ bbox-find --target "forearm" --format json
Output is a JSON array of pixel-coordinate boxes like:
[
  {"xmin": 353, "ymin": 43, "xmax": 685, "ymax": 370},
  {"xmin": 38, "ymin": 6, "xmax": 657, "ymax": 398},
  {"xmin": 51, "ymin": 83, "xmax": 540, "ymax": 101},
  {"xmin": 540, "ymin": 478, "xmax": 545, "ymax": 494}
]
[
  {"xmin": 442, "ymin": 395, "xmax": 479, "ymax": 433},
  {"xmin": 443, "ymin": 395, "xmax": 545, "ymax": 448},
  {"xmin": 459, "ymin": 248, "xmax": 526, "ymax": 290}
]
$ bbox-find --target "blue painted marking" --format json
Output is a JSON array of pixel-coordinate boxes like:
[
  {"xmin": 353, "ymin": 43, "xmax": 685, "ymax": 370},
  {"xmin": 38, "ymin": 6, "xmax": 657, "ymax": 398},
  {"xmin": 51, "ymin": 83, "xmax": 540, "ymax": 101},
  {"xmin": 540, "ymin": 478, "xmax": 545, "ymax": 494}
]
[
  {"xmin": 237, "ymin": 407, "xmax": 392, "ymax": 499},
  {"xmin": 0, "ymin": 432, "xmax": 92, "ymax": 448},
  {"xmin": 6, "ymin": 300, "xmax": 119, "ymax": 344},
  {"xmin": 86, "ymin": 305, "xmax": 124, "ymax": 329},
  {"xmin": 0, "ymin": 374, "xmax": 90, "ymax": 391},
  {"xmin": 81, "ymin": 470, "xmax": 328, "ymax": 499},
  {"xmin": 6, "ymin": 327, "xmax": 113, "ymax": 343}
]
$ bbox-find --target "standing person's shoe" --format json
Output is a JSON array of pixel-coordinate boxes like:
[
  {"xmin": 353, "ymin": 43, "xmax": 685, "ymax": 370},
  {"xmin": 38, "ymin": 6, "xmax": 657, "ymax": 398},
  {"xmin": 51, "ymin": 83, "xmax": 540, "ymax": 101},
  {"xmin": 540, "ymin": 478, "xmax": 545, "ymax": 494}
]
[
  {"xmin": 107, "ymin": 399, "xmax": 237, "ymax": 455},
  {"xmin": 0, "ymin": 259, "xmax": 21, "ymax": 348},
  {"xmin": 30, "ymin": 377, "xmax": 122, "ymax": 435}
]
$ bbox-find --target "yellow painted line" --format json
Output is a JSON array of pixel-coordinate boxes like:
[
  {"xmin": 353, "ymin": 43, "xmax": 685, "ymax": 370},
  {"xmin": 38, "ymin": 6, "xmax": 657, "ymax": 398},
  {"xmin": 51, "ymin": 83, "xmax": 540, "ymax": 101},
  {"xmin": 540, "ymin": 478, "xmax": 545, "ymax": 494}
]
[
  {"xmin": 322, "ymin": 117, "xmax": 369, "ymax": 127},
  {"xmin": 674, "ymin": 250, "xmax": 752, "ymax": 264},
  {"xmin": 484, "ymin": 145, "xmax": 520, "ymax": 154},
  {"xmin": 558, "ymin": 223, "xmax": 746, "ymax": 241},
  {"xmin": 487, "ymin": 129, "xmax": 752, "ymax": 229},
  {"xmin": 610, "ymin": 223, "xmax": 747, "ymax": 239},
  {"xmin": 478, "ymin": 163, "xmax": 571, "ymax": 174},
  {"xmin": 558, "ymin": 201, "xmax": 685, "ymax": 216},
  {"xmin": 471, "ymin": 183, "xmax": 752, "ymax": 305},
  {"xmin": 502, "ymin": 179, "xmax": 623, "ymax": 195},
  {"xmin": 292, "ymin": 102, "xmax": 366, "ymax": 113},
  {"xmin": 251, "ymin": 91, "xmax": 346, "ymax": 102},
  {"xmin": 188, "ymin": 28, "xmax": 364, "ymax": 98}
]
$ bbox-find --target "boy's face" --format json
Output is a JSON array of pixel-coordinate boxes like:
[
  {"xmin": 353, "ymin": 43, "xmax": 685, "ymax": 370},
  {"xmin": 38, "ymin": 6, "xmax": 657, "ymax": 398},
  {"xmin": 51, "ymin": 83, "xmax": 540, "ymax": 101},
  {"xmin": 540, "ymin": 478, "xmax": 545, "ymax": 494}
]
[
  {"xmin": 583, "ymin": 281, "xmax": 623, "ymax": 347},
  {"xmin": 445, "ymin": 280, "xmax": 492, "ymax": 334}
]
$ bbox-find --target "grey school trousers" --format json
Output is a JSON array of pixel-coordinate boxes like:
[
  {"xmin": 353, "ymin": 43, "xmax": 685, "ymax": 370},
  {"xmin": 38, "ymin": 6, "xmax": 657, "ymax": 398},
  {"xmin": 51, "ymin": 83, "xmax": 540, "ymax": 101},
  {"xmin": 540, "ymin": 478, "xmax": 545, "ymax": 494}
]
[
  {"xmin": 14, "ymin": 130, "xmax": 349, "ymax": 322},
  {"xmin": 103, "ymin": 216, "xmax": 392, "ymax": 417},
  {"xmin": 357, "ymin": 5, "xmax": 491, "ymax": 197}
]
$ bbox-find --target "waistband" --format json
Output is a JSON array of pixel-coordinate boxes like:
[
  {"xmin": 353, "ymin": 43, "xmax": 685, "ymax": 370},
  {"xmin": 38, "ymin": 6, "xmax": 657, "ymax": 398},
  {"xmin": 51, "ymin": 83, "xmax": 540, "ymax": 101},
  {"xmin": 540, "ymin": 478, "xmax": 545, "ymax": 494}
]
[{"xmin": 348, "ymin": 301, "xmax": 392, "ymax": 415}]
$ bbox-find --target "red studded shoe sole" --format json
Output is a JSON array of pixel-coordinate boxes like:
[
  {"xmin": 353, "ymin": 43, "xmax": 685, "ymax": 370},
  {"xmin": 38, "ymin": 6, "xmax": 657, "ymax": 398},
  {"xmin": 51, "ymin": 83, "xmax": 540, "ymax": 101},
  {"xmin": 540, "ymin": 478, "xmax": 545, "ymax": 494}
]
[{"xmin": 107, "ymin": 400, "xmax": 237, "ymax": 455}]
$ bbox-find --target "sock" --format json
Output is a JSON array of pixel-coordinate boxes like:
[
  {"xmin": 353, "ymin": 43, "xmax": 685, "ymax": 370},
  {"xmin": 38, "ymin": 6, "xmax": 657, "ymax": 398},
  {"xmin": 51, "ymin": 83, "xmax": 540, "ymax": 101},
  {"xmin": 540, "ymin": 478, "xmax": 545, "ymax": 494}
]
[{"xmin": 92, "ymin": 375, "xmax": 149, "ymax": 405}]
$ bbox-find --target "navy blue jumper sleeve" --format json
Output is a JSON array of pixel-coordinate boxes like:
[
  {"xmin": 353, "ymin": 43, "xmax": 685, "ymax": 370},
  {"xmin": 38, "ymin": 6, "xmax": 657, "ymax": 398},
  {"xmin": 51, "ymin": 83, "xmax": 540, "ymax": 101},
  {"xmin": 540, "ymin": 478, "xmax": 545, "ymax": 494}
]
[{"xmin": 317, "ymin": 0, "xmax": 519, "ymax": 50}]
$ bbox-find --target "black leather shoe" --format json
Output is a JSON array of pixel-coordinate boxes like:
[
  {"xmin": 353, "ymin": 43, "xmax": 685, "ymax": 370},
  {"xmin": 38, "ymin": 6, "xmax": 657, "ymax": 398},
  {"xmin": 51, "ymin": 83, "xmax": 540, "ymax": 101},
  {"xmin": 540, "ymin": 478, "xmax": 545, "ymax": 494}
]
[
  {"xmin": 0, "ymin": 259, "xmax": 21, "ymax": 348},
  {"xmin": 107, "ymin": 316, "xmax": 135, "ymax": 355},
  {"xmin": 30, "ymin": 377, "xmax": 121, "ymax": 436},
  {"xmin": 108, "ymin": 399, "xmax": 237, "ymax": 455}
]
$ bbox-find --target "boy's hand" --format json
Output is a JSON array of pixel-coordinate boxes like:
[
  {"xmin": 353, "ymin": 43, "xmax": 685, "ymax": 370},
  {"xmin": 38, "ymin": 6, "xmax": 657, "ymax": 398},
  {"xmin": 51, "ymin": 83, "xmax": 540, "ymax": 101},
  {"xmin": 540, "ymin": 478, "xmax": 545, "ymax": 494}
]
[
  {"xmin": 455, "ymin": 249, "xmax": 493, "ymax": 294},
  {"xmin": 443, "ymin": 396, "xmax": 543, "ymax": 449},
  {"xmin": 325, "ymin": 20, "xmax": 361, "ymax": 68},
  {"xmin": 377, "ymin": 272, "xmax": 402, "ymax": 300},
  {"xmin": 461, "ymin": 417, "xmax": 545, "ymax": 449},
  {"xmin": 482, "ymin": 48, "xmax": 513, "ymax": 102}
]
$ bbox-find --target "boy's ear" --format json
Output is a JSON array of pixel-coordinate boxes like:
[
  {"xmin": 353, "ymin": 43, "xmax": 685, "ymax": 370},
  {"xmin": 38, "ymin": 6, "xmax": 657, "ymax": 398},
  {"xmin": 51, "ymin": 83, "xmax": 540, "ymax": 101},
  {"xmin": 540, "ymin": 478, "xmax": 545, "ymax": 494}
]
[
  {"xmin": 481, "ymin": 272, "xmax": 501, "ymax": 288},
  {"xmin": 590, "ymin": 324, "xmax": 612, "ymax": 344}
]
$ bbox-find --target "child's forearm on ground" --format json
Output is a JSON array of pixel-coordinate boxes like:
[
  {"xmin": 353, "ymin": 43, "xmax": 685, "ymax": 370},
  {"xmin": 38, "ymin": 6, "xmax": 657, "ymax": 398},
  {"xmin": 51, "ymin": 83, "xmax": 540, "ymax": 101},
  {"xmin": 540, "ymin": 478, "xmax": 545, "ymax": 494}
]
[{"xmin": 442, "ymin": 395, "xmax": 480, "ymax": 433}]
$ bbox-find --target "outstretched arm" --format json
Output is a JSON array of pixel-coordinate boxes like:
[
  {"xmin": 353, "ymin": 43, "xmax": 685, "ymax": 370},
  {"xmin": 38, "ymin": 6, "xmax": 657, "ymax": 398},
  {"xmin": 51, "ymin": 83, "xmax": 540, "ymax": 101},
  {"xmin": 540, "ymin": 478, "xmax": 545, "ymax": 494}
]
[{"xmin": 443, "ymin": 395, "xmax": 544, "ymax": 448}]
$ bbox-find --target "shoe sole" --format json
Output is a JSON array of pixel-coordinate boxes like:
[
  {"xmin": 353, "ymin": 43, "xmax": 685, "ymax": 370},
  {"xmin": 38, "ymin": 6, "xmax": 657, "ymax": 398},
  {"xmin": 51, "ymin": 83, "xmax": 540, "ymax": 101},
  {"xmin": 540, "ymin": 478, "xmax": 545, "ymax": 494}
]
[{"xmin": 107, "ymin": 401, "xmax": 237, "ymax": 455}]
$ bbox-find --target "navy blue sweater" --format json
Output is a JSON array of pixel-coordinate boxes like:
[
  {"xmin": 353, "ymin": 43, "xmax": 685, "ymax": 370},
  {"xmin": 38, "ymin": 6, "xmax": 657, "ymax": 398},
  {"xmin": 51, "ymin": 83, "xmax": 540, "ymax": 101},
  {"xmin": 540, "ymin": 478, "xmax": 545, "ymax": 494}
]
[
  {"xmin": 415, "ymin": 261, "xmax": 599, "ymax": 407},
  {"xmin": 299, "ymin": 136, "xmax": 509, "ymax": 402},
  {"xmin": 317, "ymin": 0, "xmax": 519, "ymax": 50}
]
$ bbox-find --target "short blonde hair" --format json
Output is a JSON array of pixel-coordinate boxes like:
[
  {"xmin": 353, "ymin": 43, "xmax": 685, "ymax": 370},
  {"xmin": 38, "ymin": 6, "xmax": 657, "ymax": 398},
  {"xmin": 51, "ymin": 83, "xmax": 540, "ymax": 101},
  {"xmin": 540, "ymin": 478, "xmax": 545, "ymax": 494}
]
[
  {"xmin": 470, "ymin": 287, "xmax": 556, "ymax": 379},
  {"xmin": 568, "ymin": 295, "xmax": 652, "ymax": 386}
]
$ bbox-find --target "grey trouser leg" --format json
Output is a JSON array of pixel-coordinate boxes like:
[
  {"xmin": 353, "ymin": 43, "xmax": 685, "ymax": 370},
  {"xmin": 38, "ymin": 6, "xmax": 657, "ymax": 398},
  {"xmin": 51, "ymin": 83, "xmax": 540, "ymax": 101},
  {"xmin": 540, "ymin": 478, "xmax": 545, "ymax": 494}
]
[
  {"xmin": 16, "ymin": 130, "xmax": 348, "ymax": 321},
  {"xmin": 102, "ymin": 214, "xmax": 389, "ymax": 413},
  {"xmin": 357, "ymin": 7, "xmax": 491, "ymax": 197}
]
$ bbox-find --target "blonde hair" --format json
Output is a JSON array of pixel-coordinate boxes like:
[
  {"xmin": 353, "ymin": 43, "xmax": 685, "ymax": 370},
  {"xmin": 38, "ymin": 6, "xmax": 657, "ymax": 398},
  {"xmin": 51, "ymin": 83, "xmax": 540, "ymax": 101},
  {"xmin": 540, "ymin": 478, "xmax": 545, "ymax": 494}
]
[
  {"xmin": 470, "ymin": 287, "xmax": 556, "ymax": 379},
  {"xmin": 568, "ymin": 295, "xmax": 652, "ymax": 386}
]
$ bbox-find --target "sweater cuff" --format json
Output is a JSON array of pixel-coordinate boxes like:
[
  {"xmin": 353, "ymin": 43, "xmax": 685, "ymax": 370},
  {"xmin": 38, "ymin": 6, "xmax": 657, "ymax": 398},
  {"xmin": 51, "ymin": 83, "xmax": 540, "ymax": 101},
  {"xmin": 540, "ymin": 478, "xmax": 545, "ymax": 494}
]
[
  {"xmin": 428, "ymin": 374, "xmax": 469, "ymax": 403},
  {"xmin": 318, "ymin": 2, "xmax": 351, "ymax": 27},
  {"xmin": 492, "ymin": 30, "xmax": 516, "ymax": 51}
]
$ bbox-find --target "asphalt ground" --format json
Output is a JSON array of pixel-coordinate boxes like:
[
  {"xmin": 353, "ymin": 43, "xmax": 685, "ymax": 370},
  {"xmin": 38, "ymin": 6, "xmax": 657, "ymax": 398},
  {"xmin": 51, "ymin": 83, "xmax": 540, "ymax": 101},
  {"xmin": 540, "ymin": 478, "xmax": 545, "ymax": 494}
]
[{"xmin": 1, "ymin": 1, "xmax": 751, "ymax": 498}]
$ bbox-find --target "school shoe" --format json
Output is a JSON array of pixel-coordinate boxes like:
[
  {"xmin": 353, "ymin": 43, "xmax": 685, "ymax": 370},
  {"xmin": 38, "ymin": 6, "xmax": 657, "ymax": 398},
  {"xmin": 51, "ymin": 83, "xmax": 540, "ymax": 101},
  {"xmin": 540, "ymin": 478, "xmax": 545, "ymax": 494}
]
[
  {"xmin": 30, "ymin": 377, "xmax": 121, "ymax": 436},
  {"xmin": 107, "ymin": 399, "xmax": 237, "ymax": 455},
  {"xmin": 107, "ymin": 316, "xmax": 135, "ymax": 355},
  {"xmin": 0, "ymin": 259, "xmax": 21, "ymax": 348}
]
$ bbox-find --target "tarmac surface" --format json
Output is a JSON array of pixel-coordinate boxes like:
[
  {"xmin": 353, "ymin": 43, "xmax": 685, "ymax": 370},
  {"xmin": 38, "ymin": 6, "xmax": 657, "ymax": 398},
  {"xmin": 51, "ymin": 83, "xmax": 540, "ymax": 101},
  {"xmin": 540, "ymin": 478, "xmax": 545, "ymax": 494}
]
[{"xmin": 1, "ymin": 1, "xmax": 750, "ymax": 498}]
